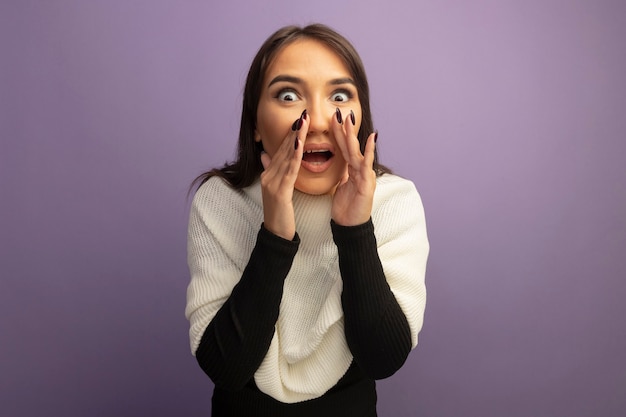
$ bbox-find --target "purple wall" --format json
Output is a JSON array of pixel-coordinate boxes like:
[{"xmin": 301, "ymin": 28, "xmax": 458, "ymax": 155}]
[{"xmin": 2, "ymin": 1, "xmax": 625, "ymax": 416}]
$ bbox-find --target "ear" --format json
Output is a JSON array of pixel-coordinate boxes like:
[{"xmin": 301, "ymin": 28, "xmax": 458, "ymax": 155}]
[{"xmin": 254, "ymin": 130, "xmax": 261, "ymax": 143}]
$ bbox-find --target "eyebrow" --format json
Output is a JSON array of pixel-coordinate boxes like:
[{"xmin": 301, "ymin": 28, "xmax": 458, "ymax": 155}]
[
  {"xmin": 267, "ymin": 75, "xmax": 356, "ymax": 88},
  {"xmin": 328, "ymin": 77, "xmax": 356, "ymax": 86}
]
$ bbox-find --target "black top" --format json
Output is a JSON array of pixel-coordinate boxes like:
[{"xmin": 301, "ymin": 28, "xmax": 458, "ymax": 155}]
[{"xmin": 195, "ymin": 219, "xmax": 412, "ymax": 416}]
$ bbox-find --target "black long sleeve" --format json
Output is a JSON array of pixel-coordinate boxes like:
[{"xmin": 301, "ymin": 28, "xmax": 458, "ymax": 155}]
[
  {"xmin": 331, "ymin": 218, "xmax": 412, "ymax": 379},
  {"xmin": 195, "ymin": 225, "xmax": 299, "ymax": 391}
]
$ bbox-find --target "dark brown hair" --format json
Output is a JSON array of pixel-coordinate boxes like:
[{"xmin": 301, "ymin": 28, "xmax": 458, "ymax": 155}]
[{"xmin": 192, "ymin": 23, "xmax": 390, "ymax": 191}]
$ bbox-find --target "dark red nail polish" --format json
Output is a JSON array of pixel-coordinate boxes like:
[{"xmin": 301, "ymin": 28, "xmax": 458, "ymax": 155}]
[
  {"xmin": 349, "ymin": 110, "xmax": 355, "ymax": 125},
  {"xmin": 374, "ymin": 130, "xmax": 379, "ymax": 143},
  {"xmin": 292, "ymin": 110, "xmax": 306, "ymax": 131},
  {"xmin": 294, "ymin": 136, "xmax": 299, "ymax": 150},
  {"xmin": 335, "ymin": 108, "xmax": 343, "ymax": 124}
]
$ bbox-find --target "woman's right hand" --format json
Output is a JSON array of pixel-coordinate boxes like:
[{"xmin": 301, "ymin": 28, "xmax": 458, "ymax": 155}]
[{"xmin": 259, "ymin": 113, "xmax": 307, "ymax": 240}]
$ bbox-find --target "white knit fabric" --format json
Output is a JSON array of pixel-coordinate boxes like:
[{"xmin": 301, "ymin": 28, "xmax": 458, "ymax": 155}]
[{"xmin": 185, "ymin": 174, "xmax": 429, "ymax": 403}]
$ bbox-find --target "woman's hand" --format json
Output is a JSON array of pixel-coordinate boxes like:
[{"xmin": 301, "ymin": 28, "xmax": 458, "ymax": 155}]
[
  {"xmin": 259, "ymin": 113, "xmax": 307, "ymax": 240},
  {"xmin": 331, "ymin": 108, "xmax": 377, "ymax": 226}
]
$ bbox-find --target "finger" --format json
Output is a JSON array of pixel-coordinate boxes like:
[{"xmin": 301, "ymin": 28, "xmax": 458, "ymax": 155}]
[
  {"xmin": 267, "ymin": 114, "xmax": 306, "ymax": 164},
  {"xmin": 363, "ymin": 131, "xmax": 377, "ymax": 168},
  {"xmin": 332, "ymin": 108, "xmax": 351, "ymax": 162},
  {"xmin": 344, "ymin": 109, "xmax": 362, "ymax": 159},
  {"xmin": 281, "ymin": 111, "xmax": 308, "ymax": 160},
  {"xmin": 333, "ymin": 108, "xmax": 362, "ymax": 164},
  {"xmin": 291, "ymin": 113, "xmax": 307, "ymax": 164},
  {"xmin": 262, "ymin": 114, "xmax": 307, "ymax": 188}
]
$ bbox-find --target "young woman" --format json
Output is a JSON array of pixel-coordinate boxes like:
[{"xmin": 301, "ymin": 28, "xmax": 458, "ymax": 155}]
[{"xmin": 185, "ymin": 24, "xmax": 429, "ymax": 416}]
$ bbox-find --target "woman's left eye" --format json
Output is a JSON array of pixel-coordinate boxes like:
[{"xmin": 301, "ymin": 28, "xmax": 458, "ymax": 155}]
[{"xmin": 331, "ymin": 91, "xmax": 351, "ymax": 102}]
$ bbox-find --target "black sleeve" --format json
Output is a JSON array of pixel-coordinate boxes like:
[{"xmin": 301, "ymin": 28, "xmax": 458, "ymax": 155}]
[
  {"xmin": 195, "ymin": 224, "xmax": 299, "ymax": 391},
  {"xmin": 331, "ymin": 218, "xmax": 412, "ymax": 379}
]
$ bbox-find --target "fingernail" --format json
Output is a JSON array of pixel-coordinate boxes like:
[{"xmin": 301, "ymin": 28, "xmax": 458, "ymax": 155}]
[
  {"xmin": 294, "ymin": 136, "xmax": 299, "ymax": 150},
  {"xmin": 292, "ymin": 110, "xmax": 306, "ymax": 131},
  {"xmin": 349, "ymin": 110, "xmax": 355, "ymax": 125},
  {"xmin": 335, "ymin": 108, "xmax": 343, "ymax": 124},
  {"xmin": 292, "ymin": 118, "xmax": 303, "ymax": 131},
  {"xmin": 374, "ymin": 130, "xmax": 379, "ymax": 143}
]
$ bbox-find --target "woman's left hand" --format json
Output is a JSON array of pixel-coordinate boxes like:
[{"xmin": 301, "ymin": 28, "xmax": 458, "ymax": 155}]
[{"xmin": 331, "ymin": 109, "xmax": 377, "ymax": 226}]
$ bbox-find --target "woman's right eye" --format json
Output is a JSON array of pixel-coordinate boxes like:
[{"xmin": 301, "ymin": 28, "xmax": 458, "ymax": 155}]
[{"xmin": 276, "ymin": 89, "xmax": 299, "ymax": 102}]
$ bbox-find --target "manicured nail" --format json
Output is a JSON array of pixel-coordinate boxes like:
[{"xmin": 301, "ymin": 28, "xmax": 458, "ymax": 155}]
[
  {"xmin": 349, "ymin": 110, "xmax": 355, "ymax": 125},
  {"xmin": 294, "ymin": 136, "xmax": 299, "ymax": 150},
  {"xmin": 374, "ymin": 130, "xmax": 379, "ymax": 143},
  {"xmin": 335, "ymin": 107, "xmax": 343, "ymax": 124},
  {"xmin": 292, "ymin": 110, "xmax": 307, "ymax": 131}
]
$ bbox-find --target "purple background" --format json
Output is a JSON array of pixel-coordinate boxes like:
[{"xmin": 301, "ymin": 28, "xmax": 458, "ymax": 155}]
[{"xmin": 2, "ymin": 1, "xmax": 625, "ymax": 416}]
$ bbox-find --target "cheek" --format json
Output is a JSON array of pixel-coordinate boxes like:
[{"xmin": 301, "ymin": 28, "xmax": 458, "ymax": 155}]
[{"xmin": 256, "ymin": 110, "xmax": 287, "ymax": 155}]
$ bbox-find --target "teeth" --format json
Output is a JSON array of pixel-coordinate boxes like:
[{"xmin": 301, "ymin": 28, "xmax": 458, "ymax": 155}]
[{"xmin": 305, "ymin": 149, "xmax": 330, "ymax": 153}]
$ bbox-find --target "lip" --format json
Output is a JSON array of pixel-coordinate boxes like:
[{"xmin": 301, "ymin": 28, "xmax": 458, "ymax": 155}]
[{"xmin": 300, "ymin": 143, "xmax": 335, "ymax": 174}]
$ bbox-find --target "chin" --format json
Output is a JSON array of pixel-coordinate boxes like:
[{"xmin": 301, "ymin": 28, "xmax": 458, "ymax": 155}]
[{"xmin": 294, "ymin": 178, "xmax": 340, "ymax": 196}]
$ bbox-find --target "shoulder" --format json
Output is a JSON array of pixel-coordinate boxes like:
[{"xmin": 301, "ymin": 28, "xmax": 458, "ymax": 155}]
[
  {"xmin": 193, "ymin": 176, "xmax": 237, "ymax": 203},
  {"xmin": 189, "ymin": 177, "xmax": 263, "ymax": 232},
  {"xmin": 374, "ymin": 174, "xmax": 424, "ymax": 208},
  {"xmin": 193, "ymin": 177, "xmax": 261, "ymax": 210},
  {"xmin": 372, "ymin": 174, "xmax": 427, "ymax": 241}
]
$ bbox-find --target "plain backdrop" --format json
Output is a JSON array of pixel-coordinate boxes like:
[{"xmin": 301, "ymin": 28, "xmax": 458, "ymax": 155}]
[{"xmin": 1, "ymin": 1, "xmax": 625, "ymax": 416}]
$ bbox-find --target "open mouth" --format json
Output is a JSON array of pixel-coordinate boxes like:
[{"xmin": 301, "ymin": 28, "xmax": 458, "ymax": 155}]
[
  {"xmin": 302, "ymin": 149, "xmax": 334, "ymax": 164},
  {"xmin": 300, "ymin": 146, "xmax": 335, "ymax": 173}
]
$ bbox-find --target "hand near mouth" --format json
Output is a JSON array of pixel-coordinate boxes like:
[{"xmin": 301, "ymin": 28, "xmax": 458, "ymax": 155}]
[
  {"xmin": 331, "ymin": 109, "xmax": 377, "ymax": 226},
  {"xmin": 259, "ymin": 112, "xmax": 308, "ymax": 240}
]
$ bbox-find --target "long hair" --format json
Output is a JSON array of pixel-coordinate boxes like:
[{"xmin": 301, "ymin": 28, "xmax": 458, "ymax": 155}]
[{"xmin": 191, "ymin": 24, "xmax": 390, "ymax": 191}]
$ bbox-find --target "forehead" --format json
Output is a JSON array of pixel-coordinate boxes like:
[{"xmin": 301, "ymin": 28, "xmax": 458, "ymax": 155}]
[{"xmin": 263, "ymin": 39, "xmax": 352, "ymax": 83}]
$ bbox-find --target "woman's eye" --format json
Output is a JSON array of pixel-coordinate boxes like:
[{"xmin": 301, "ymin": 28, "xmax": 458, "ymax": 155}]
[
  {"xmin": 277, "ymin": 90, "xmax": 299, "ymax": 102},
  {"xmin": 331, "ymin": 91, "xmax": 351, "ymax": 102}
]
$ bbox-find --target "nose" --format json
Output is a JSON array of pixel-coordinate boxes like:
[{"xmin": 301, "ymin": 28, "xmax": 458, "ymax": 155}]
[{"xmin": 306, "ymin": 99, "xmax": 332, "ymax": 136}]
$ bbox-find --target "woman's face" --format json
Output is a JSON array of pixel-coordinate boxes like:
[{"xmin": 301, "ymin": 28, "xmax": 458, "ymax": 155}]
[{"xmin": 255, "ymin": 38, "xmax": 362, "ymax": 195}]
